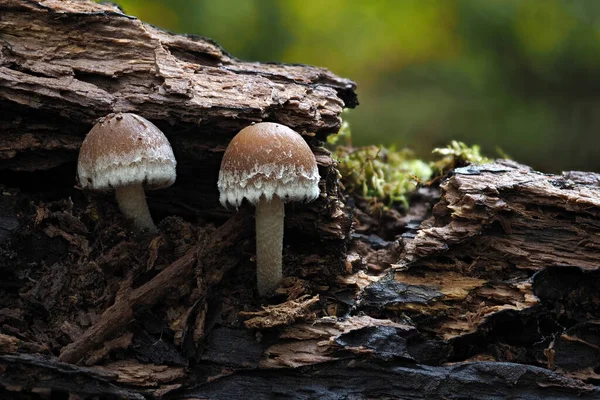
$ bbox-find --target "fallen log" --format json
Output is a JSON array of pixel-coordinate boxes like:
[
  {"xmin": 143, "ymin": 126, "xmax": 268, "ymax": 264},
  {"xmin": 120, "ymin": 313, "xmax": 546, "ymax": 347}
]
[{"xmin": 2, "ymin": 0, "xmax": 600, "ymax": 399}]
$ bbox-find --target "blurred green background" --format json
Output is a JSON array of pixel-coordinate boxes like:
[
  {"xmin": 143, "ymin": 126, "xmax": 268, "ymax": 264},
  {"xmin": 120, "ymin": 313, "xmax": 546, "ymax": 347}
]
[{"xmin": 110, "ymin": 0, "xmax": 600, "ymax": 172}]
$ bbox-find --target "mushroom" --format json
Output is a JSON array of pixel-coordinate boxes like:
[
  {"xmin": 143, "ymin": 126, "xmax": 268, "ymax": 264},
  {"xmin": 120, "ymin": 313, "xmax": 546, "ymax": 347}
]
[
  {"xmin": 217, "ymin": 122, "xmax": 320, "ymax": 296},
  {"xmin": 77, "ymin": 113, "xmax": 177, "ymax": 233}
]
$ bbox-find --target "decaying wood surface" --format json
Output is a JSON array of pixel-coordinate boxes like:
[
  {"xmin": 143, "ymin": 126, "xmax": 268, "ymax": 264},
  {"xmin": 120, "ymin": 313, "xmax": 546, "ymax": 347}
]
[
  {"xmin": 0, "ymin": 161, "xmax": 600, "ymax": 399},
  {"xmin": 0, "ymin": 0, "xmax": 355, "ymax": 244},
  {"xmin": 2, "ymin": 157, "xmax": 600, "ymax": 399},
  {"xmin": 2, "ymin": 0, "xmax": 600, "ymax": 399},
  {"xmin": 385, "ymin": 161, "xmax": 600, "ymax": 380},
  {"xmin": 0, "ymin": 0, "xmax": 356, "ymax": 171},
  {"xmin": 58, "ymin": 212, "xmax": 246, "ymax": 364},
  {"xmin": 0, "ymin": 0, "xmax": 354, "ymax": 281}
]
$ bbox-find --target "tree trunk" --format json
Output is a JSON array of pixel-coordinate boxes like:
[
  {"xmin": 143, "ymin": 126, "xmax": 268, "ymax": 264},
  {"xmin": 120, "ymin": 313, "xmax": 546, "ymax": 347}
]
[{"xmin": 1, "ymin": 1, "xmax": 600, "ymax": 399}]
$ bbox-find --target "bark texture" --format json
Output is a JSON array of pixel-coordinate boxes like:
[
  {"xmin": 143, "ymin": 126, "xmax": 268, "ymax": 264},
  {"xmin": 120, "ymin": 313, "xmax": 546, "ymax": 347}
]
[
  {"xmin": 1, "ymin": 1, "xmax": 600, "ymax": 399},
  {"xmin": 0, "ymin": 0, "xmax": 355, "ymax": 221},
  {"xmin": 0, "ymin": 0, "xmax": 354, "ymax": 275}
]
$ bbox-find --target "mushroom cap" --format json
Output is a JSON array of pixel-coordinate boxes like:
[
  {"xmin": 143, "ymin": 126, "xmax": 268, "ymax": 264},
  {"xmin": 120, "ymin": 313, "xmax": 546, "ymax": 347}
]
[
  {"xmin": 77, "ymin": 113, "xmax": 176, "ymax": 191},
  {"xmin": 218, "ymin": 122, "xmax": 320, "ymax": 207}
]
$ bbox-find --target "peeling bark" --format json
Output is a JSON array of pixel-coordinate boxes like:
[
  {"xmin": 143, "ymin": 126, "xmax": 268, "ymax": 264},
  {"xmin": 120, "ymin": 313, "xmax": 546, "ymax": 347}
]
[
  {"xmin": 368, "ymin": 161, "xmax": 600, "ymax": 380},
  {"xmin": 0, "ymin": 0, "xmax": 355, "ymax": 230},
  {"xmin": 1, "ymin": 0, "xmax": 600, "ymax": 399}
]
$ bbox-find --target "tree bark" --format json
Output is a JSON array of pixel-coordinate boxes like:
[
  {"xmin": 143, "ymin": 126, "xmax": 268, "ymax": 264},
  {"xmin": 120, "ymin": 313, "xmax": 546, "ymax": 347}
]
[
  {"xmin": 0, "ymin": 0, "xmax": 353, "ymax": 277},
  {"xmin": 2, "ymin": 1, "xmax": 600, "ymax": 399},
  {"xmin": 0, "ymin": 0, "xmax": 355, "ymax": 222}
]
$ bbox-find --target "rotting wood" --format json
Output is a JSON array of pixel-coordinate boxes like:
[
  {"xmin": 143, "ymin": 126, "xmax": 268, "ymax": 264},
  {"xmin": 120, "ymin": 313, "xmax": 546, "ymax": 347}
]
[
  {"xmin": 0, "ymin": 0, "xmax": 356, "ymax": 172},
  {"xmin": 239, "ymin": 294, "xmax": 320, "ymax": 330},
  {"xmin": 0, "ymin": 353, "xmax": 145, "ymax": 399},
  {"xmin": 1, "ymin": 0, "xmax": 600, "ymax": 398},
  {"xmin": 357, "ymin": 160, "xmax": 600, "ymax": 378},
  {"xmin": 182, "ymin": 359, "xmax": 600, "ymax": 400},
  {"xmin": 0, "ymin": 0, "xmax": 354, "ymax": 275},
  {"xmin": 58, "ymin": 212, "xmax": 246, "ymax": 364},
  {"xmin": 3, "ymin": 159, "xmax": 600, "ymax": 398}
]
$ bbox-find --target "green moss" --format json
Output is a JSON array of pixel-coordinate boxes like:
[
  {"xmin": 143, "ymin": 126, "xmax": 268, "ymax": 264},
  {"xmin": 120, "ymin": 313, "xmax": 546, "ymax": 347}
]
[
  {"xmin": 330, "ymin": 116, "xmax": 431, "ymax": 209},
  {"xmin": 327, "ymin": 119, "xmax": 352, "ymax": 146},
  {"xmin": 330, "ymin": 118, "xmax": 492, "ymax": 209},
  {"xmin": 335, "ymin": 145, "xmax": 431, "ymax": 209},
  {"xmin": 430, "ymin": 140, "xmax": 492, "ymax": 176}
]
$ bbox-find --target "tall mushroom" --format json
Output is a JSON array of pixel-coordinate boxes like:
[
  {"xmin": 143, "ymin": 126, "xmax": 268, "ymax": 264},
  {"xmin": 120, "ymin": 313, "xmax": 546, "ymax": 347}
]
[
  {"xmin": 218, "ymin": 122, "xmax": 320, "ymax": 296},
  {"xmin": 77, "ymin": 113, "xmax": 177, "ymax": 233}
]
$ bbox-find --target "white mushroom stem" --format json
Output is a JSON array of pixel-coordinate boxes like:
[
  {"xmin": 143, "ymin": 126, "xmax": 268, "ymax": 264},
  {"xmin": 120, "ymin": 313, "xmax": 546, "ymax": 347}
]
[
  {"xmin": 255, "ymin": 195, "xmax": 284, "ymax": 296},
  {"xmin": 114, "ymin": 184, "xmax": 157, "ymax": 233}
]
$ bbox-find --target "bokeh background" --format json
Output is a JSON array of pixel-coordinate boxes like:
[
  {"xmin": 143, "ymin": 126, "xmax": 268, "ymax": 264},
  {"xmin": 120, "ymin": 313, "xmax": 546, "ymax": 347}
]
[{"xmin": 109, "ymin": 0, "xmax": 600, "ymax": 172}]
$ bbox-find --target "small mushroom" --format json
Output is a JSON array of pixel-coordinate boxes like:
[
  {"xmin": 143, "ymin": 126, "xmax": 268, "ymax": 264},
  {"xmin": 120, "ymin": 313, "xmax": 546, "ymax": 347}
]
[
  {"xmin": 218, "ymin": 122, "xmax": 320, "ymax": 296},
  {"xmin": 77, "ymin": 113, "xmax": 176, "ymax": 233}
]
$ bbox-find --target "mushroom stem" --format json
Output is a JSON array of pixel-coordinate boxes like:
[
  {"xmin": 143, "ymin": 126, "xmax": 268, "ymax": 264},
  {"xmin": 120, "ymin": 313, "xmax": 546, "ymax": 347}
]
[
  {"xmin": 255, "ymin": 195, "xmax": 284, "ymax": 296},
  {"xmin": 115, "ymin": 184, "xmax": 157, "ymax": 233}
]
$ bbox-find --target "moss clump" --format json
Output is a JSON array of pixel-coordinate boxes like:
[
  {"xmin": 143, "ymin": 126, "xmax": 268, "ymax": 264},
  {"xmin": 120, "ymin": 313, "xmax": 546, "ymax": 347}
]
[
  {"xmin": 430, "ymin": 140, "xmax": 492, "ymax": 176},
  {"xmin": 329, "ymin": 116, "xmax": 492, "ymax": 209},
  {"xmin": 326, "ymin": 119, "xmax": 351, "ymax": 147},
  {"xmin": 334, "ymin": 145, "xmax": 431, "ymax": 209}
]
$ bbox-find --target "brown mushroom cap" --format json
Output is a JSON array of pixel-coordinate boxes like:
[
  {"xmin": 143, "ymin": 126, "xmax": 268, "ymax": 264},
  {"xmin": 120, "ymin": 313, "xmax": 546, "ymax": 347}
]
[
  {"xmin": 218, "ymin": 122, "xmax": 320, "ymax": 207},
  {"xmin": 78, "ymin": 113, "xmax": 176, "ymax": 191}
]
